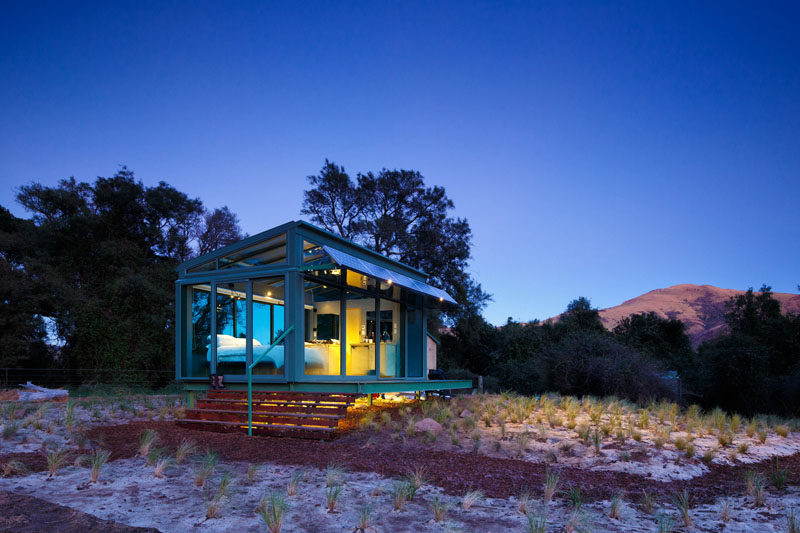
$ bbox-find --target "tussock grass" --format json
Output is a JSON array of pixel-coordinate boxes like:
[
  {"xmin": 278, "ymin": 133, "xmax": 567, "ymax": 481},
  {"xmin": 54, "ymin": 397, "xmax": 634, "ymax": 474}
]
[
  {"xmin": 325, "ymin": 484, "xmax": 343, "ymax": 512},
  {"xmin": 770, "ymin": 458, "xmax": 788, "ymax": 490},
  {"xmin": 609, "ymin": 492, "xmax": 622, "ymax": 519},
  {"xmin": 326, "ymin": 462, "xmax": 346, "ymax": 487},
  {"xmin": 525, "ymin": 510, "xmax": 547, "ymax": 533},
  {"xmin": 287, "ymin": 469, "xmax": 303, "ymax": 496},
  {"xmin": 138, "ymin": 429, "xmax": 158, "ymax": 458},
  {"xmin": 674, "ymin": 490, "xmax": 692, "ymax": 527},
  {"xmin": 154, "ymin": 456, "xmax": 172, "ymax": 478},
  {"xmin": 174, "ymin": 438, "xmax": 197, "ymax": 464},
  {"xmin": 194, "ymin": 450, "xmax": 218, "ymax": 488},
  {"xmin": 430, "ymin": 495, "xmax": 451, "ymax": 522},
  {"xmin": 543, "ymin": 469, "xmax": 559, "ymax": 503},
  {"xmin": 640, "ymin": 489, "xmax": 656, "ymax": 514},
  {"xmin": 90, "ymin": 449, "xmax": 110, "ymax": 483},
  {"xmin": 391, "ymin": 481, "xmax": 408, "ymax": 510},
  {"xmin": 461, "ymin": 489, "xmax": 483, "ymax": 510},
  {"xmin": 258, "ymin": 492, "xmax": 288, "ymax": 533},
  {"xmin": 46, "ymin": 447, "xmax": 67, "ymax": 477}
]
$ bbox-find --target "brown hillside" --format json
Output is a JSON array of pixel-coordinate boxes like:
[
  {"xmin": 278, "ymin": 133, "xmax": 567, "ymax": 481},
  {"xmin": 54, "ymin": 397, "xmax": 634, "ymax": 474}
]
[{"xmin": 598, "ymin": 284, "xmax": 800, "ymax": 347}]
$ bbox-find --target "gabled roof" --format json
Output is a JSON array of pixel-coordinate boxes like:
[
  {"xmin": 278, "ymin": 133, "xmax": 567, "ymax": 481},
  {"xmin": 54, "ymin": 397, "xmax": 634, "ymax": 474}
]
[{"xmin": 177, "ymin": 220, "xmax": 427, "ymax": 278}]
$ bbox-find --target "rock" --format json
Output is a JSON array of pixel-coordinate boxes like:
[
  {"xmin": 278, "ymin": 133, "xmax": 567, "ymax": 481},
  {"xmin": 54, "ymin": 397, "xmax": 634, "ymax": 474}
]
[
  {"xmin": 459, "ymin": 409, "xmax": 471, "ymax": 418},
  {"xmin": 415, "ymin": 418, "xmax": 443, "ymax": 436}
]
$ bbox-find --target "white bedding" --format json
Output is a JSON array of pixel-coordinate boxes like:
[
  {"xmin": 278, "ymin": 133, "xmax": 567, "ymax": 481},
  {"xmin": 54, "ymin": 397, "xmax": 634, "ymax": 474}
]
[{"xmin": 206, "ymin": 334, "xmax": 326, "ymax": 368}]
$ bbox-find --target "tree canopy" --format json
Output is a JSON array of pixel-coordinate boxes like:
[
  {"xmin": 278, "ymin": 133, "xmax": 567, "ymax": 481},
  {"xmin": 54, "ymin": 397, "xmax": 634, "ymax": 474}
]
[
  {"xmin": 302, "ymin": 159, "xmax": 489, "ymax": 319},
  {"xmin": 0, "ymin": 168, "xmax": 244, "ymax": 381}
]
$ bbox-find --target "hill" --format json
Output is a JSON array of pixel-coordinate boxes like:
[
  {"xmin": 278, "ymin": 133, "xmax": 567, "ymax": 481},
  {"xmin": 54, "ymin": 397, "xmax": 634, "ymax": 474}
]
[{"xmin": 597, "ymin": 284, "xmax": 800, "ymax": 347}]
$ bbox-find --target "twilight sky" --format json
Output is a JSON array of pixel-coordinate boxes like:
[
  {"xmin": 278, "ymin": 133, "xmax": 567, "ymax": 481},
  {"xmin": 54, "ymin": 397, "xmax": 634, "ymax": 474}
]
[{"xmin": 1, "ymin": 1, "xmax": 798, "ymax": 325}]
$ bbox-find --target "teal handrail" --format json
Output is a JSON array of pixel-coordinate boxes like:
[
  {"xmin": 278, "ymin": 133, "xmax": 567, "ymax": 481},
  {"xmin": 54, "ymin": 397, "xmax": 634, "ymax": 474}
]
[{"xmin": 247, "ymin": 325, "xmax": 294, "ymax": 436}]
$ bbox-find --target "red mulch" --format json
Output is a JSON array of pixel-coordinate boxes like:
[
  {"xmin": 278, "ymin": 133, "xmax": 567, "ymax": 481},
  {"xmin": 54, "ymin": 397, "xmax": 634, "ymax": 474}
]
[
  {"xmin": 76, "ymin": 421, "xmax": 799, "ymax": 505},
  {"xmin": 0, "ymin": 490, "xmax": 158, "ymax": 533}
]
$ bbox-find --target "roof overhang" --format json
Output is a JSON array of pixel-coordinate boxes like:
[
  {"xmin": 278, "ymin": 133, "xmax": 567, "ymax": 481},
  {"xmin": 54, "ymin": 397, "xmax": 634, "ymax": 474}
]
[{"xmin": 322, "ymin": 245, "xmax": 456, "ymax": 305}]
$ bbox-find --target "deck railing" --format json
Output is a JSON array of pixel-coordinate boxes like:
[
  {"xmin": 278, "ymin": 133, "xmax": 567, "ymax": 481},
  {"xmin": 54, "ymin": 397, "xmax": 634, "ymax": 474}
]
[{"xmin": 247, "ymin": 325, "xmax": 294, "ymax": 436}]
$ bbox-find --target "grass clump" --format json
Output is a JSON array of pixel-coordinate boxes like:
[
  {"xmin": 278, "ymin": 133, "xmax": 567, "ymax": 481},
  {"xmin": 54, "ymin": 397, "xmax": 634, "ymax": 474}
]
[
  {"xmin": 525, "ymin": 510, "xmax": 547, "ymax": 533},
  {"xmin": 640, "ymin": 489, "xmax": 656, "ymax": 514},
  {"xmin": 46, "ymin": 447, "xmax": 67, "ymax": 478},
  {"xmin": 609, "ymin": 492, "xmax": 622, "ymax": 519},
  {"xmin": 325, "ymin": 484, "xmax": 343, "ymax": 512},
  {"xmin": 745, "ymin": 470, "xmax": 767, "ymax": 506},
  {"xmin": 138, "ymin": 429, "xmax": 158, "ymax": 458},
  {"xmin": 543, "ymin": 468, "xmax": 559, "ymax": 503},
  {"xmin": 567, "ymin": 485, "xmax": 583, "ymax": 509},
  {"xmin": 391, "ymin": 481, "xmax": 409, "ymax": 510},
  {"xmin": 154, "ymin": 456, "xmax": 172, "ymax": 478},
  {"xmin": 326, "ymin": 462, "xmax": 346, "ymax": 487},
  {"xmin": 430, "ymin": 495, "xmax": 451, "ymax": 522},
  {"xmin": 174, "ymin": 438, "xmax": 197, "ymax": 464},
  {"xmin": 90, "ymin": 449, "xmax": 110, "ymax": 483},
  {"xmin": 194, "ymin": 450, "xmax": 218, "ymax": 488},
  {"xmin": 287, "ymin": 469, "xmax": 304, "ymax": 496},
  {"xmin": 461, "ymin": 489, "xmax": 483, "ymax": 510},
  {"xmin": 674, "ymin": 490, "xmax": 692, "ymax": 527},
  {"xmin": 771, "ymin": 457, "xmax": 788, "ymax": 490}
]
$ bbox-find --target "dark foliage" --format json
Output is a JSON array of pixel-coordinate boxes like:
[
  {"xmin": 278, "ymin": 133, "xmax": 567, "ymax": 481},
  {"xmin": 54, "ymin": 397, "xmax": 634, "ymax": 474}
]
[
  {"xmin": 0, "ymin": 168, "xmax": 244, "ymax": 383},
  {"xmin": 302, "ymin": 159, "xmax": 489, "ymax": 321}
]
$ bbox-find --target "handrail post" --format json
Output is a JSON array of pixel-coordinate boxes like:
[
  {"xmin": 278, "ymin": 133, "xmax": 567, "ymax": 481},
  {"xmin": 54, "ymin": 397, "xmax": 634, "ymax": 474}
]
[{"xmin": 247, "ymin": 325, "xmax": 294, "ymax": 437}]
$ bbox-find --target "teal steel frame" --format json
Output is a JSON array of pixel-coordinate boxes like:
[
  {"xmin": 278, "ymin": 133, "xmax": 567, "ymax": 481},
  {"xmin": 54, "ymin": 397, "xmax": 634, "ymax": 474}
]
[{"xmin": 175, "ymin": 220, "xmax": 472, "ymax": 402}]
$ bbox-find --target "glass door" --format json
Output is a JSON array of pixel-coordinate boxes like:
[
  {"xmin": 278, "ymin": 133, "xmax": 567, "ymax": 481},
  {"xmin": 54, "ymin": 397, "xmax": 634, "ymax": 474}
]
[{"xmin": 215, "ymin": 280, "xmax": 249, "ymax": 379}]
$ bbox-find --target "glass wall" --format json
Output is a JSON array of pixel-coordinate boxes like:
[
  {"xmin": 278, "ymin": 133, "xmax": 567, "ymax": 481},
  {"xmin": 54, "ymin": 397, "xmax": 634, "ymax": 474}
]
[
  {"xmin": 182, "ymin": 284, "xmax": 211, "ymax": 378},
  {"xmin": 345, "ymin": 290, "xmax": 376, "ymax": 376},
  {"xmin": 251, "ymin": 277, "xmax": 285, "ymax": 376},
  {"xmin": 303, "ymin": 280, "xmax": 342, "ymax": 375},
  {"xmin": 376, "ymin": 299, "xmax": 404, "ymax": 378},
  {"xmin": 215, "ymin": 281, "xmax": 248, "ymax": 375}
]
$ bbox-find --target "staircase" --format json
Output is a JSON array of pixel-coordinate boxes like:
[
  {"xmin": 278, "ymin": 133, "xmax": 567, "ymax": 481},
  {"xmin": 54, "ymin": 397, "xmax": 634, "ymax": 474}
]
[{"xmin": 179, "ymin": 390, "xmax": 361, "ymax": 439}]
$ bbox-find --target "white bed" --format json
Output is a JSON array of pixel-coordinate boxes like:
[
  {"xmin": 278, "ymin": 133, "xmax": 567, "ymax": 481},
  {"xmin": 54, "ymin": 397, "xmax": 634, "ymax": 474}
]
[{"xmin": 207, "ymin": 334, "xmax": 326, "ymax": 369}]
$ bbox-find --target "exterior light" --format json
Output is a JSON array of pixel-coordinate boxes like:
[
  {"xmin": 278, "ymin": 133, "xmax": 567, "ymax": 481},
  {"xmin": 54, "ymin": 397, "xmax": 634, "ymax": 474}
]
[
  {"xmin": 267, "ymin": 291, "xmax": 272, "ymax": 296},
  {"xmin": 439, "ymin": 297, "xmax": 443, "ymax": 302},
  {"xmin": 387, "ymin": 279, "xmax": 392, "ymax": 285}
]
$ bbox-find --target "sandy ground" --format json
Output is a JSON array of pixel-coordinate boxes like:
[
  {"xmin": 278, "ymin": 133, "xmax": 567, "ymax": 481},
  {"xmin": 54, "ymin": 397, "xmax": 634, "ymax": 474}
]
[
  {"xmin": 0, "ymin": 455, "xmax": 798, "ymax": 532},
  {"xmin": 1, "ymin": 394, "xmax": 799, "ymax": 532}
]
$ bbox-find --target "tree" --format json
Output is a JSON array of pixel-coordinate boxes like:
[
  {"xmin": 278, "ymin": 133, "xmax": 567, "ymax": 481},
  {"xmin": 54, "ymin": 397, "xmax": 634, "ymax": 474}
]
[
  {"xmin": 302, "ymin": 160, "xmax": 490, "ymax": 319},
  {"xmin": 613, "ymin": 312, "xmax": 696, "ymax": 377},
  {"xmin": 197, "ymin": 206, "xmax": 246, "ymax": 256},
  {"xmin": 2, "ymin": 167, "xmax": 243, "ymax": 382},
  {"xmin": 559, "ymin": 297, "xmax": 606, "ymax": 334}
]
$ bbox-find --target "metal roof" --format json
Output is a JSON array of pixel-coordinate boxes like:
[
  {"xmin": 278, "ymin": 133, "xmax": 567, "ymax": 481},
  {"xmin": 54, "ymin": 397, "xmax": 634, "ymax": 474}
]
[{"xmin": 322, "ymin": 245, "xmax": 456, "ymax": 304}]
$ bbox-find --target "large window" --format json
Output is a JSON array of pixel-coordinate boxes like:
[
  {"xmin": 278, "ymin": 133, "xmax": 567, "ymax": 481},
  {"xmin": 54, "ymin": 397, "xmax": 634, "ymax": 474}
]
[
  {"xmin": 375, "ymin": 299, "xmax": 404, "ymax": 378},
  {"xmin": 251, "ymin": 277, "xmax": 285, "ymax": 376},
  {"xmin": 182, "ymin": 284, "xmax": 211, "ymax": 378},
  {"xmin": 215, "ymin": 281, "xmax": 248, "ymax": 375},
  {"xmin": 345, "ymin": 290, "xmax": 375, "ymax": 376},
  {"xmin": 303, "ymin": 280, "xmax": 342, "ymax": 375}
]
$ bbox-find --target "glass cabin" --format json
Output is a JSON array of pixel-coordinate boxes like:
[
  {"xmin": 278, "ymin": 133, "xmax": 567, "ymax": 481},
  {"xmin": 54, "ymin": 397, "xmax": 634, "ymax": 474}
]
[{"xmin": 174, "ymin": 221, "xmax": 472, "ymax": 395}]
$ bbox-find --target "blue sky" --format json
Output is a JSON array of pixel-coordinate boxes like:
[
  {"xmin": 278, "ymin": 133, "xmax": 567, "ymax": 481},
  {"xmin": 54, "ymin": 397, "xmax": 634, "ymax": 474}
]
[{"xmin": 2, "ymin": 1, "xmax": 798, "ymax": 324}]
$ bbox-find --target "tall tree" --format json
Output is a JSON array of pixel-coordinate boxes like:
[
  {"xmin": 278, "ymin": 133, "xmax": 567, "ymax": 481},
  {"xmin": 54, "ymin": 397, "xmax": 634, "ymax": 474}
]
[
  {"xmin": 302, "ymin": 160, "xmax": 489, "ymax": 318},
  {"xmin": 197, "ymin": 206, "xmax": 247, "ymax": 256},
  {"xmin": 1, "ymin": 167, "xmax": 244, "ymax": 382}
]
